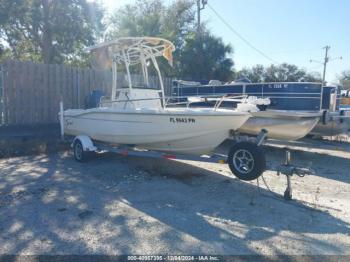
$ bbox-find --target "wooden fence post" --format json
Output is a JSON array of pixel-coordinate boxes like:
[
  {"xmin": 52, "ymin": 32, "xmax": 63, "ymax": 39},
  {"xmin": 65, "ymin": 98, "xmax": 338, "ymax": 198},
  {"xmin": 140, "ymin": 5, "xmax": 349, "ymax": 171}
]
[{"xmin": 0, "ymin": 63, "xmax": 4, "ymax": 125}]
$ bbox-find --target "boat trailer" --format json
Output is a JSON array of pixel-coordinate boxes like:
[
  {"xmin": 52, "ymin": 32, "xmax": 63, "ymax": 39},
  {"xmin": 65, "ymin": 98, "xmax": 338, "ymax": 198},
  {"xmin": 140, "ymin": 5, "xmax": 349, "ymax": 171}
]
[{"xmin": 68, "ymin": 129, "xmax": 314, "ymax": 201}]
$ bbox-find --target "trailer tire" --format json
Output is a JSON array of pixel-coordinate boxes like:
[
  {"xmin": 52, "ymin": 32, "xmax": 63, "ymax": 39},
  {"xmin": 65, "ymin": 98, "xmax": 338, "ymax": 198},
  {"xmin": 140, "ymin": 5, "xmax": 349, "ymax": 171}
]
[
  {"xmin": 322, "ymin": 110, "xmax": 328, "ymax": 125},
  {"xmin": 228, "ymin": 142, "xmax": 266, "ymax": 181},
  {"xmin": 340, "ymin": 110, "xmax": 345, "ymax": 124},
  {"xmin": 73, "ymin": 140, "xmax": 91, "ymax": 162}
]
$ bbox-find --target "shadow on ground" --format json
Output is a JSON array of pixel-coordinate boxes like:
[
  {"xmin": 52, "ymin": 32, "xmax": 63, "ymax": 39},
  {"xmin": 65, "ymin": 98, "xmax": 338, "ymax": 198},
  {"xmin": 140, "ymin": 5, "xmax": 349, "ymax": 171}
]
[
  {"xmin": 0, "ymin": 150, "xmax": 349, "ymax": 255},
  {"xmin": 261, "ymin": 143, "xmax": 350, "ymax": 184}
]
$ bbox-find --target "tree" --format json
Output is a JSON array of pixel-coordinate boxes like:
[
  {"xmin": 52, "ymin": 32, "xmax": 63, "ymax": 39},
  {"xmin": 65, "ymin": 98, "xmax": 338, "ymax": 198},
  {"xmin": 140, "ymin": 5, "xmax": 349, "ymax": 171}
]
[
  {"xmin": 237, "ymin": 63, "xmax": 322, "ymax": 83},
  {"xmin": 236, "ymin": 64, "xmax": 265, "ymax": 83},
  {"xmin": 177, "ymin": 31, "xmax": 234, "ymax": 81},
  {"xmin": 107, "ymin": 0, "xmax": 234, "ymax": 80},
  {"xmin": 107, "ymin": 0, "xmax": 195, "ymax": 49},
  {"xmin": 106, "ymin": 0, "xmax": 196, "ymax": 76},
  {"xmin": 0, "ymin": 43, "xmax": 12, "ymax": 61},
  {"xmin": 339, "ymin": 70, "xmax": 350, "ymax": 89},
  {"xmin": 340, "ymin": 70, "xmax": 350, "ymax": 80},
  {"xmin": 300, "ymin": 71, "xmax": 322, "ymax": 82},
  {"xmin": 0, "ymin": 0, "xmax": 104, "ymax": 64}
]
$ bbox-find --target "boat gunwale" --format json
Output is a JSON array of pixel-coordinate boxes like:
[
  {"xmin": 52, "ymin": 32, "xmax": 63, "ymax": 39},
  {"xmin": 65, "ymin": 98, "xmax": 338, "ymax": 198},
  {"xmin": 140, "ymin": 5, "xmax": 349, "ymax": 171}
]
[
  {"xmin": 63, "ymin": 108, "xmax": 250, "ymax": 117},
  {"xmin": 251, "ymin": 110, "xmax": 322, "ymax": 119},
  {"xmin": 175, "ymin": 82, "xmax": 323, "ymax": 88}
]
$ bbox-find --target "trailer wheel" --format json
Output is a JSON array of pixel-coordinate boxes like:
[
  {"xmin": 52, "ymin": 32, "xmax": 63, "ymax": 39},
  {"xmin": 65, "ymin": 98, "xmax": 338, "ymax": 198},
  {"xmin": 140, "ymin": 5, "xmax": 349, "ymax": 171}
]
[
  {"xmin": 73, "ymin": 140, "xmax": 90, "ymax": 162},
  {"xmin": 228, "ymin": 142, "xmax": 266, "ymax": 181},
  {"xmin": 322, "ymin": 110, "xmax": 328, "ymax": 125}
]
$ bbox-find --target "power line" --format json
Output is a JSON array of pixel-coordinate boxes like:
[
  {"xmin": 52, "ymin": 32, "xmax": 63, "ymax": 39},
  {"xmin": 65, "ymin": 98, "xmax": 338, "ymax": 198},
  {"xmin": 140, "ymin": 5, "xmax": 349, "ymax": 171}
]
[
  {"xmin": 269, "ymin": 48, "xmax": 322, "ymax": 55},
  {"xmin": 310, "ymin": 45, "xmax": 342, "ymax": 85},
  {"xmin": 207, "ymin": 3, "xmax": 278, "ymax": 64}
]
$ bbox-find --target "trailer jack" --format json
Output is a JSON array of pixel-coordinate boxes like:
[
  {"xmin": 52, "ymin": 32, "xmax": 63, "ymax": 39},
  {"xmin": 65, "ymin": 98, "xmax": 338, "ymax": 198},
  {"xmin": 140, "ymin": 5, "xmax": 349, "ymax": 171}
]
[{"xmin": 277, "ymin": 151, "xmax": 316, "ymax": 200}]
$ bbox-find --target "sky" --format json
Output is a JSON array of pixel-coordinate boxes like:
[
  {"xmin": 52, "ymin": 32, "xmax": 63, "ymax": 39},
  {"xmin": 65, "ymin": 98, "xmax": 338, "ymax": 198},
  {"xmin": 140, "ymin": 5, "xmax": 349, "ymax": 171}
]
[{"xmin": 96, "ymin": 0, "xmax": 350, "ymax": 83}]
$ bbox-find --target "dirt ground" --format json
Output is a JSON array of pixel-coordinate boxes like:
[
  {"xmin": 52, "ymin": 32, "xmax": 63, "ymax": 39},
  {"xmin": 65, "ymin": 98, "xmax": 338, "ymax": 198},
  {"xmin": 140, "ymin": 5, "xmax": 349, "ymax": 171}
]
[{"xmin": 0, "ymin": 138, "xmax": 349, "ymax": 255}]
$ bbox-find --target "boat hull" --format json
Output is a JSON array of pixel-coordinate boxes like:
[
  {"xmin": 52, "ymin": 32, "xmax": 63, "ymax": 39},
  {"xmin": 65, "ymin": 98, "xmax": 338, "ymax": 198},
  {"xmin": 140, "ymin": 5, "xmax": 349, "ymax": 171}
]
[
  {"xmin": 238, "ymin": 110, "xmax": 321, "ymax": 141},
  {"xmin": 310, "ymin": 111, "xmax": 350, "ymax": 136},
  {"xmin": 63, "ymin": 108, "xmax": 250, "ymax": 155}
]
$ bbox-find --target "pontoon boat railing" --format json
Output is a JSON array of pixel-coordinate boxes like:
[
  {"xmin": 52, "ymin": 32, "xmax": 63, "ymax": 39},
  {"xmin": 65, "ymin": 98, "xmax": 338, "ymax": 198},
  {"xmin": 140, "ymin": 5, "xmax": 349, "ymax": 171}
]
[{"xmin": 172, "ymin": 83, "xmax": 342, "ymax": 111}]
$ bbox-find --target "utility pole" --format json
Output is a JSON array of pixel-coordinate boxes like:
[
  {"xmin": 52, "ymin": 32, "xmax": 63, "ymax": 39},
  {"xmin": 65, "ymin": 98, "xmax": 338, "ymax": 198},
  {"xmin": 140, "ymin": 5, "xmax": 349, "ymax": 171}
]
[
  {"xmin": 310, "ymin": 46, "xmax": 331, "ymax": 87},
  {"xmin": 196, "ymin": 0, "xmax": 207, "ymax": 36},
  {"xmin": 310, "ymin": 45, "xmax": 342, "ymax": 110},
  {"xmin": 321, "ymin": 45, "xmax": 330, "ymax": 88},
  {"xmin": 196, "ymin": 0, "xmax": 207, "ymax": 80},
  {"xmin": 319, "ymin": 45, "xmax": 330, "ymax": 110}
]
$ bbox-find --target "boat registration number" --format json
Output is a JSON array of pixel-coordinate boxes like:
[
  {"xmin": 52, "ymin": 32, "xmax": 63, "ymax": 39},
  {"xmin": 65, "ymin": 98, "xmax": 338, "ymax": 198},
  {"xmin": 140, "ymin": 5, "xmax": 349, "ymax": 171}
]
[
  {"xmin": 170, "ymin": 117, "xmax": 196, "ymax": 123},
  {"xmin": 268, "ymin": 83, "xmax": 289, "ymax": 89}
]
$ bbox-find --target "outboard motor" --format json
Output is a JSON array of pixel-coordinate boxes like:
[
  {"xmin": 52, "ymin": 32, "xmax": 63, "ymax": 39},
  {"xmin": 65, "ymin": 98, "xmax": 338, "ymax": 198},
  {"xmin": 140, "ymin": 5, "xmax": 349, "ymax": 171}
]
[{"xmin": 86, "ymin": 90, "xmax": 105, "ymax": 109}]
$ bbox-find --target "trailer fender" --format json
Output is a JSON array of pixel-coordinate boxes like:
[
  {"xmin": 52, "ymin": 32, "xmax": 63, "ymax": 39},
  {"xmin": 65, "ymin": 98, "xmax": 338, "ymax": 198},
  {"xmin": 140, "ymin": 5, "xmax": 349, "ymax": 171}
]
[{"xmin": 72, "ymin": 135, "xmax": 97, "ymax": 152}]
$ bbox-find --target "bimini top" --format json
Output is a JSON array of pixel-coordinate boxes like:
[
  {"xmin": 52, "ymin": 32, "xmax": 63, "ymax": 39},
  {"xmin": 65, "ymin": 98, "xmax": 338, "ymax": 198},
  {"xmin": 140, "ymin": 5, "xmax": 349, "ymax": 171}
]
[{"xmin": 87, "ymin": 37, "xmax": 176, "ymax": 69}]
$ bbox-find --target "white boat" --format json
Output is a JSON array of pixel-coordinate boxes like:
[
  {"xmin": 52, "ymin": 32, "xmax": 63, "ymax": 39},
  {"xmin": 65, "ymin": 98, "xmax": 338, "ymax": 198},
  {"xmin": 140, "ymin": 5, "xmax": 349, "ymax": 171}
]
[
  {"xmin": 64, "ymin": 106, "xmax": 249, "ymax": 155},
  {"xmin": 62, "ymin": 37, "xmax": 250, "ymax": 155}
]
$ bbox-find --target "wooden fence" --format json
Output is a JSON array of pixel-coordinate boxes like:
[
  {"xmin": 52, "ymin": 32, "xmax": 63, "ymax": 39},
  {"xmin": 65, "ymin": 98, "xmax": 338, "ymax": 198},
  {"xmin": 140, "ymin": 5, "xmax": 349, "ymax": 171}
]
[{"xmin": 0, "ymin": 60, "xmax": 173, "ymax": 126}]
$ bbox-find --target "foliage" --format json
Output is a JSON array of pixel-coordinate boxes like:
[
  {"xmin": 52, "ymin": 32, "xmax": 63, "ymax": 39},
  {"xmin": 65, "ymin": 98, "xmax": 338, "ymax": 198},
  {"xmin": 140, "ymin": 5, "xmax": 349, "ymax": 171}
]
[
  {"xmin": 0, "ymin": 0, "xmax": 330, "ymax": 85},
  {"xmin": 107, "ymin": 0, "xmax": 194, "ymax": 48},
  {"xmin": 0, "ymin": 43, "xmax": 12, "ymax": 62},
  {"xmin": 340, "ymin": 70, "xmax": 350, "ymax": 80},
  {"xmin": 177, "ymin": 31, "xmax": 234, "ymax": 81},
  {"xmin": 0, "ymin": 0, "xmax": 104, "ymax": 64},
  {"xmin": 339, "ymin": 70, "xmax": 350, "ymax": 89},
  {"xmin": 236, "ymin": 65, "xmax": 265, "ymax": 83},
  {"xmin": 107, "ymin": 0, "xmax": 234, "ymax": 80},
  {"xmin": 237, "ymin": 63, "xmax": 322, "ymax": 83},
  {"xmin": 106, "ymin": 0, "xmax": 196, "ymax": 76}
]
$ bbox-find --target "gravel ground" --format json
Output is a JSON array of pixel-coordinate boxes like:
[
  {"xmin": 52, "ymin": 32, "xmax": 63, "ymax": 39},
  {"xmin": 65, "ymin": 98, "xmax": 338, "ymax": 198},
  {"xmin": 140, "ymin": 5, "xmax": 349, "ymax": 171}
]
[{"xmin": 0, "ymin": 138, "xmax": 350, "ymax": 255}]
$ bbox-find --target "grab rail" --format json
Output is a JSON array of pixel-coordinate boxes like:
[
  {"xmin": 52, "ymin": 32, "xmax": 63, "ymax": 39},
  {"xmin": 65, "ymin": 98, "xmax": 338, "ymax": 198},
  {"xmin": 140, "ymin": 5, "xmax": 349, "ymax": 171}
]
[{"xmin": 99, "ymin": 94, "xmax": 249, "ymax": 111}]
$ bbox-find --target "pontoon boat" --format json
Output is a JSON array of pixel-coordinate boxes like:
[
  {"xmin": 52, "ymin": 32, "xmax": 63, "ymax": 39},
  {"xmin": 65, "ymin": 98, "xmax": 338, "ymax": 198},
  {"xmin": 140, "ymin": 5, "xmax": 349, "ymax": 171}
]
[{"xmin": 172, "ymin": 81, "xmax": 323, "ymax": 140}]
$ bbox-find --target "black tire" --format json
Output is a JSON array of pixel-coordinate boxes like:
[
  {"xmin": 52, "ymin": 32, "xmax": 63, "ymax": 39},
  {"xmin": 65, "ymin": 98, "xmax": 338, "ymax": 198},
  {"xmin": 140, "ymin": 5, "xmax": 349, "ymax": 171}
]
[
  {"xmin": 73, "ymin": 140, "xmax": 90, "ymax": 162},
  {"xmin": 227, "ymin": 142, "xmax": 266, "ymax": 181},
  {"xmin": 322, "ymin": 110, "xmax": 328, "ymax": 125}
]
